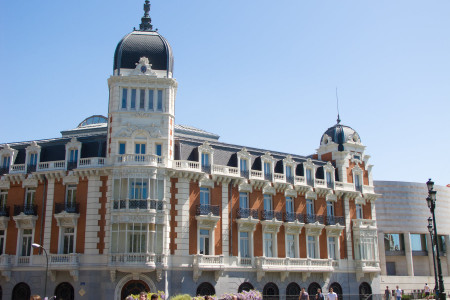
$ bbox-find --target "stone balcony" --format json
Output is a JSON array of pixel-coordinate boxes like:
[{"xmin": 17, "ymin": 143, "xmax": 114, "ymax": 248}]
[
  {"xmin": 115, "ymin": 154, "xmax": 163, "ymax": 167},
  {"xmin": 193, "ymin": 254, "xmax": 224, "ymax": 282},
  {"xmin": 355, "ymin": 259, "xmax": 381, "ymax": 281},
  {"xmin": 7, "ymin": 157, "xmax": 106, "ymax": 175},
  {"xmin": 109, "ymin": 253, "xmax": 166, "ymax": 272}
]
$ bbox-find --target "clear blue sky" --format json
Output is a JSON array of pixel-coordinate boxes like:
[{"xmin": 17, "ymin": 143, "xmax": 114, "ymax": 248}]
[{"xmin": 1, "ymin": 1, "xmax": 449, "ymax": 186}]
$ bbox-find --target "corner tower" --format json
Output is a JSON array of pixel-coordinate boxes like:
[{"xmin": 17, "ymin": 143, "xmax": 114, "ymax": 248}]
[{"xmin": 107, "ymin": 0, "xmax": 177, "ymax": 163}]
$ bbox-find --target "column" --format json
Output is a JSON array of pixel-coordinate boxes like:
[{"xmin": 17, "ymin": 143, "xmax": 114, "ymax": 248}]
[
  {"xmin": 43, "ymin": 178, "xmax": 55, "ymax": 251},
  {"xmin": 163, "ymin": 178, "xmax": 172, "ymax": 255},
  {"xmin": 378, "ymin": 232, "xmax": 387, "ymax": 275},
  {"xmin": 344, "ymin": 197, "xmax": 353, "ymax": 260},
  {"xmin": 426, "ymin": 233, "xmax": 435, "ymax": 276},
  {"xmin": 84, "ymin": 176, "xmax": 102, "ymax": 254},
  {"xmin": 221, "ymin": 182, "xmax": 229, "ymax": 256},
  {"xmin": 174, "ymin": 178, "xmax": 190, "ymax": 256},
  {"xmin": 404, "ymin": 232, "xmax": 414, "ymax": 276}
]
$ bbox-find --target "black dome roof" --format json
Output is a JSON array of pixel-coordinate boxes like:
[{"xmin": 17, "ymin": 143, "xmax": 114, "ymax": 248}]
[
  {"xmin": 113, "ymin": 31, "xmax": 174, "ymax": 75},
  {"xmin": 321, "ymin": 122, "xmax": 360, "ymax": 151}
]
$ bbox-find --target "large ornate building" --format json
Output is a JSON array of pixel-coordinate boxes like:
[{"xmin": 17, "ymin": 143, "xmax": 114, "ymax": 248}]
[{"xmin": 0, "ymin": 2, "xmax": 382, "ymax": 299}]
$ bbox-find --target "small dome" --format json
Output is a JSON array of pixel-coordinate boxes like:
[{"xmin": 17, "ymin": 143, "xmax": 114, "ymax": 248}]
[
  {"xmin": 78, "ymin": 115, "xmax": 107, "ymax": 128},
  {"xmin": 113, "ymin": 1, "xmax": 173, "ymax": 76},
  {"xmin": 321, "ymin": 122, "xmax": 361, "ymax": 151}
]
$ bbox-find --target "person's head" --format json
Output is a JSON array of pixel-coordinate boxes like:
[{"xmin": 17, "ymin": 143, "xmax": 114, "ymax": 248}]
[
  {"xmin": 425, "ymin": 283, "xmax": 428, "ymax": 286},
  {"xmin": 126, "ymin": 297, "xmax": 134, "ymax": 300},
  {"xmin": 30, "ymin": 296, "xmax": 41, "ymax": 300},
  {"xmin": 317, "ymin": 289, "xmax": 321, "ymax": 293},
  {"xmin": 231, "ymin": 296, "xmax": 238, "ymax": 300},
  {"xmin": 140, "ymin": 292, "xmax": 148, "ymax": 300},
  {"xmin": 151, "ymin": 295, "xmax": 158, "ymax": 300},
  {"xmin": 329, "ymin": 288, "xmax": 334, "ymax": 293},
  {"xmin": 396, "ymin": 286, "xmax": 399, "ymax": 289},
  {"xmin": 301, "ymin": 288, "xmax": 305, "ymax": 292},
  {"xmin": 386, "ymin": 286, "xmax": 389, "ymax": 289}
]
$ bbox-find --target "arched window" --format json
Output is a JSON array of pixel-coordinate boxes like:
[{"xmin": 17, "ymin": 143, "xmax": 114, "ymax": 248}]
[
  {"xmin": 121, "ymin": 280, "xmax": 150, "ymax": 300},
  {"xmin": 308, "ymin": 282, "xmax": 322, "ymax": 298},
  {"xmin": 359, "ymin": 282, "xmax": 372, "ymax": 300},
  {"xmin": 238, "ymin": 282, "xmax": 254, "ymax": 293},
  {"xmin": 263, "ymin": 282, "xmax": 279, "ymax": 300},
  {"xmin": 55, "ymin": 282, "xmax": 74, "ymax": 300},
  {"xmin": 196, "ymin": 282, "xmax": 215, "ymax": 296},
  {"xmin": 286, "ymin": 282, "xmax": 301, "ymax": 300},
  {"xmin": 329, "ymin": 282, "xmax": 343, "ymax": 300},
  {"xmin": 12, "ymin": 282, "xmax": 30, "ymax": 300}
]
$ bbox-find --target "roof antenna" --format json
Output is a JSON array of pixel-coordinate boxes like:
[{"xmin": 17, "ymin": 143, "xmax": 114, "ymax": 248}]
[
  {"xmin": 336, "ymin": 87, "xmax": 341, "ymax": 124},
  {"xmin": 139, "ymin": 0, "xmax": 153, "ymax": 31}
]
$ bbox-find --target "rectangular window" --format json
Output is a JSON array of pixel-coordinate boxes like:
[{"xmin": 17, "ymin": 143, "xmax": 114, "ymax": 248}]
[
  {"xmin": 239, "ymin": 232, "xmax": 250, "ymax": 257},
  {"xmin": 326, "ymin": 172, "xmax": 333, "ymax": 188},
  {"xmin": 21, "ymin": 229, "xmax": 32, "ymax": 256},
  {"xmin": 306, "ymin": 168, "xmax": 313, "ymax": 186},
  {"xmin": 155, "ymin": 144, "xmax": 162, "ymax": 156},
  {"xmin": 200, "ymin": 187, "xmax": 210, "ymax": 206},
  {"xmin": 326, "ymin": 201, "xmax": 334, "ymax": 216},
  {"xmin": 286, "ymin": 234, "xmax": 295, "ymax": 258},
  {"xmin": 148, "ymin": 89, "xmax": 154, "ymax": 110},
  {"xmin": 66, "ymin": 185, "xmax": 77, "ymax": 206},
  {"xmin": 122, "ymin": 88, "xmax": 128, "ymax": 109},
  {"xmin": 119, "ymin": 143, "xmax": 126, "ymax": 155},
  {"xmin": 139, "ymin": 89, "xmax": 145, "ymax": 109},
  {"xmin": 411, "ymin": 234, "xmax": 427, "ymax": 252},
  {"xmin": 240, "ymin": 159, "xmax": 248, "ymax": 178},
  {"xmin": 130, "ymin": 89, "xmax": 136, "ymax": 109},
  {"xmin": 384, "ymin": 233, "xmax": 405, "ymax": 254},
  {"xmin": 355, "ymin": 174, "xmax": 362, "ymax": 192},
  {"xmin": 437, "ymin": 236, "xmax": 446, "ymax": 253},
  {"xmin": 0, "ymin": 230, "xmax": 4, "ymax": 255},
  {"xmin": 286, "ymin": 197, "xmax": 294, "ymax": 214},
  {"xmin": 157, "ymin": 90, "xmax": 163, "ymax": 111},
  {"xmin": 0, "ymin": 190, "xmax": 7, "ymax": 208},
  {"xmin": 286, "ymin": 166, "xmax": 292, "ymax": 178},
  {"xmin": 62, "ymin": 227, "xmax": 75, "ymax": 254},
  {"xmin": 306, "ymin": 199, "xmax": 314, "ymax": 216},
  {"xmin": 308, "ymin": 236, "xmax": 316, "ymax": 258},
  {"xmin": 69, "ymin": 149, "xmax": 78, "ymax": 163},
  {"xmin": 264, "ymin": 162, "xmax": 271, "ymax": 180},
  {"xmin": 127, "ymin": 223, "xmax": 147, "ymax": 253},
  {"xmin": 1, "ymin": 156, "xmax": 10, "ymax": 168},
  {"xmin": 239, "ymin": 192, "xmax": 249, "ymax": 209},
  {"xmin": 359, "ymin": 237, "xmax": 375, "ymax": 260},
  {"xmin": 263, "ymin": 194, "xmax": 272, "ymax": 211},
  {"xmin": 135, "ymin": 143, "xmax": 146, "ymax": 154},
  {"xmin": 328, "ymin": 236, "xmax": 336, "ymax": 259},
  {"xmin": 356, "ymin": 204, "xmax": 363, "ymax": 219},
  {"xmin": 25, "ymin": 188, "xmax": 35, "ymax": 206},
  {"xmin": 264, "ymin": 233, "xmax": 273, "ymax": 257},
  {"xmin": 199, "ymin": 229, "xmax": 210, "ymax": 255},
  {"xmin": 128, "ymin": 178, "xmax": 148, "ymax": 200},
  {"xmin": 201, "ymin": 153, "xmax": 210, "ymax": 167},
  {"xmin": 29, "ymin": 153, "xmax": 38, "ymax": 166}
]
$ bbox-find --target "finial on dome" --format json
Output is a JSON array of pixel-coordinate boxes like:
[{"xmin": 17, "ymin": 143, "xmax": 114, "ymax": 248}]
[
  {"xmin": 336, "ymin": 87, "xmax": 341, "ymax": 124},
  {"xmin": 139, "ymin": 0, "xmax": 153, "ymax": 31}
]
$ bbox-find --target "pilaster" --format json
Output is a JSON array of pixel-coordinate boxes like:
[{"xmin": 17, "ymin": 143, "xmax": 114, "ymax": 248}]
[
  {"xmin": 84, "ymin": 176, "xmax": 102, "ymax": 254},
  {"xmin": 344, "ymin": 198, "xmax": 353, "ymax": 260},
  {"xmin": 404, "ymin": 232, "xmax": 414, "ymax": 276},
  {"xmin": 43, "ymin": 178, "xmax": 55, "ymax": 251},
  {"xmin": 221, "ymin": 183, "xmax": 229, "ymax": 256},
  {"xmin": 378, "ymin": 232, "xmax": 387, "ymax": 275},
  {"xmin": 164, "ymin": 177, "xmax": 172, "ymax": 255},
  {"xmin": 174, "ymin": 178, "xmax": 190, "ymax": 256}
]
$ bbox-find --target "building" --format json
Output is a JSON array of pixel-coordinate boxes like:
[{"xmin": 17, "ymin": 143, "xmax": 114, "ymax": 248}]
[
  {"xmin": 374, "ymin": 181, "xmax": 450, "ymax": 292},
  {"xmin": 0, "ymin": 2, "xmax": 382, "ymax": 299}
]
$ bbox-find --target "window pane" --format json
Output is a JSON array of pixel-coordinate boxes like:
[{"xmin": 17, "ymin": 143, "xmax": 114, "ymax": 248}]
[
  {"xmin": 122, "ymin": 88, "xmax": 128, "ymax": 109},
  {"xmin": 157, "ymin": 90, "xmax": 163, "ymax": 111},
  {"xmin": 130, "ymin": 89, "xmax": 136, "ymax": 109},
  {"xmin": 239, "ymin": 193, "xmax": 248, "ymax": 209},
  {"xmin": 140, "ymin": 89, "xmax": 145, "ymax": 109},
  {"xmin": 148, "ymin": 90, "xmax": 154, "ymax": 110}
]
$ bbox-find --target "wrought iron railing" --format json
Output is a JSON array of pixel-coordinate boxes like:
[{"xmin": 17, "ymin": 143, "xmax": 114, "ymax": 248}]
[
  {"xmin": 0, "ymin": 167, "xmax": 9, "ymax": 175},
  {"xmin": 196, "ymin": 204, "xmax": 220, "ymax": 216},
  {"xmin": 325, "ymin": 215, "xmax": 345, "ymax": 226},
  {"xmin": 261, "ymin": 210, "xmax": 283, "ymax": 221},
  {"xmin": 67, "ymin": 161, "xmax": 78, "ymax": 170},
  {"xmin": 55, "ymin": 202, "xmax": 79, "ymax": 214},
  {"xmin": 236, "ymin": 208, "xmax": 258, "ymax": 219},
  {"xmin": 284, "ymin": 212, "xmax": 305, "ymax": 223},
  {"xmin": 112, "ymin": 199, "xmax": 163, "ymax": 210},
  {"xmin": 0, "ymin": 206, "xmax": 9, "ymax": 217},
  {"xmin": 27, "ymin": 164, "xmax": 37, "ymax": 173},
  {"xmin": 240, "ymin": 170, "xmax": 249, "ymax": 179},
  {"xmin": 286, "ymin": 176, "xmax": 295, "ymax": 184},
  {"xmin": 305, "ymin": 214, "xmax": 324, "ymax": 224},
  {"xmin": 14, "ymin": 204, "xmax": 37, "ymax": 216},
  {"xmin": 201, "ymin": 165, "xmax": 211, "ymax": 174},
  {"xmin": 264, "ymin": 172, "xmax": 273, "ymax": 181}
]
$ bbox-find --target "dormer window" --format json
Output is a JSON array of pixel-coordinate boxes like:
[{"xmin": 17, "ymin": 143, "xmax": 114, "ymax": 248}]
[
  {"xmin": 121, "ymin": 88, "xmax": 128, "ymax": 109},
  {"xmin": 201, "ymin": 153, "xmax": 210, "ymax": 173},
  {"xmin": 326, "ymin": 171, "xmax": 333, "ymax": 188},
  {"xmin": 263, "ymin": 162, "xmax": 272, "ymax": 181},
  {"xmin": 306, "ymin": 168, "xmax": 313, "ymax": 186},
  {"xmin": 240, "ymin": 158, "xmax": 249, "ymax": 178},
  {"xmin": 286, "ymin": 165, "xmax": 293, "ymax": 184},
  {"xmin": 68, "ymin": 149, "xmax": 78, "ymax": 170},
  {"xmin": 28, "ymin": 153, "xmax": 38, "ymax": 173},
  {"xmin": 199, "ymin": 142, "xmax": 214, "ymax": 174},
  {"xmin": 0, "ymin": 155, "xmax": 10, "ymax": 175},
  {"xmin": 355, "ymin": 174, "xmax": 362, "ymax": 192}
]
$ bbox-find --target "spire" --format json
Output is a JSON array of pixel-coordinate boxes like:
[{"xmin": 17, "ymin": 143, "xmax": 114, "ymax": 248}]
[
  {"xmin": 139, "ymin": 0, "xmax": 153, "ymax": 31},
  {"xmin": 336, "ymin": 87, "xmax": 341, "ymax": 124}
]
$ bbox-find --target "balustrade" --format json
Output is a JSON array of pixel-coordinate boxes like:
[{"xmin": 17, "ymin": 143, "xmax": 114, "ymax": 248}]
[
  {"xmin": 78, "ymin": 157, "xmax": 105, "ymax": 168},
  {"xmin": 116, "ymin": 154, "xmax": 161, "ymax": 166},
  {"xmin": 0, "ymin": 206, "xmax": 9, "ymax": 217},
  {"xmin": 38, "ymin": 160, "xmax": 66, "ymax": 171},
  {"xmin": 261, "ymin": 210, "xmax": 283, "ymax": 221},
  {"xmin": 325, "ymin": 215, "xmax": 345, "ymax": 226},
  {"xmin": 55, "ymin": 202, "xmax": 79, "ymax": 214},
  {"xmin": 10, "ymin": 164, "xmax": 25, "ymax": 173},
  {"xmin": 305, "ymin": 214, "xmax": 324, "ymax": 224},
  {"xmin": 14, "ymin": 204, "xmax": 37, "ymax": 216},
  {"xmin": 49, "ymin": 253, "xmax": 79, "ymax": 265},
  {"xmin": 284, "ymin": 212, "xmax": 305, "ymax": 223},
  {"xmin": 237, "ymin": 208, "xmax": 258, "ymax": 219},
  {"xmin": 196, "ymin": 204, "xmax": 220, "ymax": 216},
  {"xmin": 113, "ymin": 199, "xmax": 163, "ymax": 210}
]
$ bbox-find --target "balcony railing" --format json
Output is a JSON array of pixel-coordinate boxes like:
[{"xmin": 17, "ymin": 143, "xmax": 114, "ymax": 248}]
[
  {"xmin": 49, "ymin": 253, "xmax": 80, "ymax": 265},
  {"xmin": 306, "ymin": 178, "xmax": 314, "ymax": 187},
  {"xmin": 0, "ymin": 167, "xmax": 9, "ymax": 175},
  {"xmin": 55, "ymin": 202, "xmax": 79, "ymax": 214},
  {"xmin": 250, "ymin": 170, "xmax": 263, "ymax": 180},
  {"xmin": 315, "ymin": 179, "xmax": 326, "ymax": 188},
  {"xmin": 196, "ymin": 204, "xmax": 220, "ymax": 216},
  {"xmin": 109, "ymin": 253, "xmax": 166, "ymax": 266},
  {"xmin": 240, "ymin": 170, "xmax": 249, "ymax": 179},
  {"xmin": 38, "ymin": 160, "xmax": 66, "ymax": 171},
  {"xmin": 116, "ymin": 154, "xmax": 162, "ymax": 166},
  {"xmin": 0, "ymin": 254, "xmax": 11, "ymax": 267},
  {"xmin": 27, "ymin": 164, "xmax": 37, "ymax": 173},
  {"xmin": 284, "ymin": 212, "xmax": 305, "ymax": 223},
  {"xmin": 0, "ymin": 206, "xmax": 10, "ymax": 217},
  {"xmin": 237, "ymin": 208, "xmax": 258, "ymax": 219},
  {"xmin": 78, "ymin": 157, "xmax": 105, "ymax": 168},
  {"xmin": 201, "ymin": 165, "xmax": 211, "ymax": 174},
  {"xmin": 195, "ymin": 254, "xmax": 224, "ymax": 266},
  {"xmin": 257, "ymin": 257, "xmax": 335, "ymax": 269},
  {"xmin": 286, "ymin": 176, "xmax": 295, "ymax": 184},
  {"xmin": 261, "ymin": 210, "xmax": 283, "ymax": 221},
  {"xmin": 305, "ymin": 214, "xmax": 324, "ymax": 224},
  {"xmin": 239, "ymin": 257, "xmax": 253, "ymax": 266},
  {"xmin": 113, "ymin": 199, "xmax": 163, "ymax": 211},
  {"xmin": 10, "ymin": 164, "xmax": 25, "ymax": 174},
  {"xmin": 212, "ymin": 165, "xmax": 239, "ymax": 177},
  {"xmin": 273, "ymin": 173, "xmax": 285, "ymax": 181},
  {"xmin": 325, "ymin": 215, "xmax": 345, "ymax": 226},
  {"xmin": 67, "ymin": 161, "xmax": 78, "ymax": 171},
  {"xmin": 264, "ymin": 172, "xmax": 273, "ymax": 181},
  {"xmin": 17, "ymin": 256, "xmax": 30, "ymax": 265},
  {"xmin": 14, "ymin": 204, "xmax": 37, "ymax": 216},
  {"xmin": 335, "ymin": 182, "xmax": 355, "ymax": 191}
]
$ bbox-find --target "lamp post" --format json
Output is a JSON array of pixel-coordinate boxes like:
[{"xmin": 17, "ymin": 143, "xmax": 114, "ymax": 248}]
[
  {"xmin": 426, "ymin": 179, "xmax": 445, "ymax": 300},
  {"xmin": 427, "ymin": 217, "xmax": 439, "ymax": 297},
  {"xmin": 32, "ymin": 243, "xmax": 48, "ymax": 299}
]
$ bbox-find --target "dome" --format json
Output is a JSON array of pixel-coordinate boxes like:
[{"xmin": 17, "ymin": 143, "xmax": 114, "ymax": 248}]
[
  {"xmin": 113, "ymin": 1, "xmax": 174, "ymax": 76},
  {"xmin": 320, "ymin": 121, "xmax": 361, "ymax": 151}
]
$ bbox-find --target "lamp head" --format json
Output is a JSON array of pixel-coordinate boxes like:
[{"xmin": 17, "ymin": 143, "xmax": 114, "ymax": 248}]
[
  {"xmin": 427, "ymin": 217, "xmax": 433, "ymax": 232},
  {"xmin": 426, "ymin": 179, "xmax": 434, "ymax": 193},
  {"xmin": 426, "ymin": 196, "xmax": 432, "ymax": 209},
  {"xmin": 31, "ymin": 243, "xmax": 41, "ymax": 249},
  {"xmin": 429, "ymin": 190, "xmax": 437, "ymax": 202}
]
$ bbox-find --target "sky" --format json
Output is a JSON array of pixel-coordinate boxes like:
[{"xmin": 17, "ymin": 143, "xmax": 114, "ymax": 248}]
[{"xmin": 0, "ymin": 0, "xmax": 449, "ymax": 186}]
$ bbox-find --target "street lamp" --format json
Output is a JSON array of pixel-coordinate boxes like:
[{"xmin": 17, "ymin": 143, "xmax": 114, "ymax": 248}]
[
  {"xmin": 427, "ymin": 217, "xmax": 438, "ymax": 297},
  {"xmin": 32, "ymin": 243, "xmax": 48, "ymax": 299},
  {"xmin": 426, "ymin": 179, "xmax": 446, "ymax": 300}
]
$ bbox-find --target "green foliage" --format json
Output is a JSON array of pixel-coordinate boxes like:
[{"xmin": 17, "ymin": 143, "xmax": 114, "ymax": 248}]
[
  {"xmin": 125, "ymin": 290, "xmax": 166, "ymax": 300},
  {"xmin": 170, "ymin": 295, "xmax": 192, "ymax": 300},
  {"xmin": 401, "ymin": 295, "xmax": 411, "ymax": 300}
]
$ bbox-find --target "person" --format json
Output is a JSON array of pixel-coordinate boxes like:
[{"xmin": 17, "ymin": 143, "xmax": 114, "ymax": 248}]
[
  {"xmin": 300, "ymin": 288, "xmax": 309, "ymax": 300},
  {"xmin": 327, "ymin": 288, "xmax": 337, "ymax": 300},
  {"xmin": 424, "ymin": 283, "xmax": 430, "ymax": 300},
  {"xmin": 231, "ymin": 296, "xmax": 238, "ymax": 300},
  {"xmin": 30, "ymin": 296, "xmax": 41, "ymax": 300},
  {"xmin": 384, "ymin": 286, "xmax": 390, "ymax": 300},
  {"xmin": 125, "ymin": 297, "xmax": 134, "ymax": 300},
  {"xmin": 140, "ymin": 292, "xmax": 148, "ymax": 300},
  {"xmin": 395, "ymin": 286, "xmax": 402, "ymax": 300},
  {"xmin": 151, "ymin": 294, "xmax": 158, "ymax": 300},
  {"xmin": 316, "ymin": 288, "xmax": 324, "ymax": 300}
]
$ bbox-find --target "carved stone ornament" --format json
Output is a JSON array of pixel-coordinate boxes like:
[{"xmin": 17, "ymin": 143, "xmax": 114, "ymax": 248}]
[
  {"xmin": 325, "ymin": 192, "xmax": 337, "ymax": 202},
  {"xmin": 284, "ymin": 188, "xmax": 297, "ymax": 198},
  {"xmin": 305, "ymin": 223, "xmax": 325, "ymax": 236},
  {"xmin": 304, "ymin": 158, "xmax": 316, "ymax": 170},
  {"xmin": 0, "ymin": 179, "xmax": 10, "ymax": 189},
  {"xmin": 198, "ymin": 141, "xmax": 214, "ymax": 155},
  {"xmin": 355, "ymin": 196, "xmax": 366, "ymax": 205},
  {"xmin": 283, "ymin": 155, "xmax": 295, "ymax": 166},
  {"xmin": 111, "ymin": 213, "xmax": 156, "ymax": 224},
  {"xmin": 325, "ymin": 224, "xmax": 345, "ymax": 237},
  {"xmin": 65, "ymin": 137, "xmax": 81, "ymax": 151},
  {"xmin": 63, "ymin": 173, "xmax": 79, "ymax": 185},
  {"xmin": 0, "ymin": 217, "xmax": 9, "ymax": 230},
  {"xmin": 26, "ymin": 141, "xmax": 41, "ymax": 153},
  {"xmin": 262, "ymin": 184, "xmax": 276, "ymax": 195},
  {"xmin": 131, "ymin": 56, "xmax": 157, "ymax": 76},
  {"xmin": 305, "ymin": 191, "xmax": 317, "ymax": 200},
  {"xmin": 261, "ymin": 219, "xmax": 282, "ymax": 234},
  {"xmin": 196, "ymin": 214, "xmax": 220, "ymax": 230},
  {"xmin": 261, "ymin": 152, "xmax": 275, "ymax": 164},
  {"xmin": 54, "ymin": 212, "xmax": 80, "ymax": 228},
  {"xmin": 236, "ymin": 218, "xmax": 259, "ymax": 232},
  {"xmin": 199, "ymin": 176, "xmax": 214, "ymax": 188},
  {"xmin": 237, "ymin": 147, "xmax": 251, "ymax": 160},
  {"xmin": 284, "ymin": 221, "xmax": 304, "ymax": 235},
  {"xmin": 115, "ymin": 122, "xmax": 162, "ymax": 138},
  {"xmin": 22, "ymin": 175, "xmax": 38, "ymax": 188},
  {"xmin": 322, "ymin": 134, "xmax": 331, "ymax": 145},
  {"xmin": 324, "ymin": 161, "xmax": 335, "ymax": 172},
  {"xmin": 238, "ymin": 182, "xmax": 252, "ymax": 193},
  {"xmin": 13, "ymin": 214, "xmax": 38, "ymax": 229}
]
